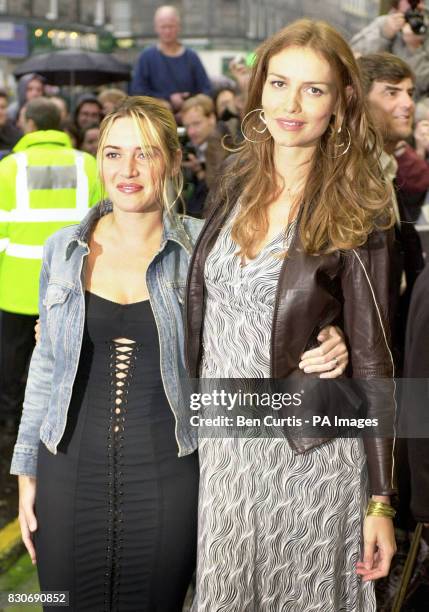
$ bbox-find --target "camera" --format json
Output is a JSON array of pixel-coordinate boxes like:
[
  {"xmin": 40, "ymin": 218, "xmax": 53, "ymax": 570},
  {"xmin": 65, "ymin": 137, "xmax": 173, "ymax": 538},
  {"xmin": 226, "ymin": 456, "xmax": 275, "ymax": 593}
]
[
  {"xmin": 183, "ymin": 142, "xmax": 197, "ymax": 161},
  {"xmin": 177, "ymin": 127, "xmax": 203, "ymax": 186},
  {"xmin": 177, "ymin": 126, "xmax": 198, "ymax": 161},
  {"xmin": 404, "ymin": 0, "xmax": 427, "ymax": 35}
]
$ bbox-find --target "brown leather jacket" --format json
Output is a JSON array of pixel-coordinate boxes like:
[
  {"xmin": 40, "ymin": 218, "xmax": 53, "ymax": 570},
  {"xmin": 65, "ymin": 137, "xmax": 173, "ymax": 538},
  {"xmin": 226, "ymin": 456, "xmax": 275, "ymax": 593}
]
[{"xmin": 185, "ymin": 184, "xmax": 396, "ymax": 496}]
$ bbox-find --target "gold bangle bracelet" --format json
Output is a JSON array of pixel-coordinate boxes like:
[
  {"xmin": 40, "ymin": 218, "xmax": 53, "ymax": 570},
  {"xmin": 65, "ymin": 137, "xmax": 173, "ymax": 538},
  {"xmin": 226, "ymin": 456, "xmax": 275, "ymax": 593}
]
[{"xmin": 366, "ymin": 500, "xmax": 396, "ymax": 519}]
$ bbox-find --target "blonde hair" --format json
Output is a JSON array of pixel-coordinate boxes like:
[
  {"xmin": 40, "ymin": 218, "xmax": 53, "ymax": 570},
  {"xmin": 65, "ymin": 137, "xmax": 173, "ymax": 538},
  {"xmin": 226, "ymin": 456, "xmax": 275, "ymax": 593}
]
[
  {"xmin": 97, "ymin": 88, "xmax": 127, "ymax": 109},
  {"xmin": 97, "ymin": 96, "xmax": 183, "ymax": 213},
  {"xmin": 225, "ymin": 19, "xmax": 393, "ymax": 258},
  {"xmin": 181, "ymin": 94, "xmax": 215, "ymax": 117}
]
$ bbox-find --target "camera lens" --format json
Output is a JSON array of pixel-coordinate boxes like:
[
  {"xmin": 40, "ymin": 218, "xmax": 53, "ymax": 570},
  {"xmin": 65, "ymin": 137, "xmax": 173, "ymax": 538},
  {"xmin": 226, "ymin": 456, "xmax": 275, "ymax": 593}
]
[{"xmin": 405, "ymin": 8, "xmax": 427, "ymax": 35}]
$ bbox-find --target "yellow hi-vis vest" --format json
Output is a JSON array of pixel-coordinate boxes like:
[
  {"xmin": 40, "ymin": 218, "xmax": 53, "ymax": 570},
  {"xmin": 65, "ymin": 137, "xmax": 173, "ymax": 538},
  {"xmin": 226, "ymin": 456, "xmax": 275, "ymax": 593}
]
[{"xmin": 0, "ymin": 130, "xmax": 100, "ymax": 315}]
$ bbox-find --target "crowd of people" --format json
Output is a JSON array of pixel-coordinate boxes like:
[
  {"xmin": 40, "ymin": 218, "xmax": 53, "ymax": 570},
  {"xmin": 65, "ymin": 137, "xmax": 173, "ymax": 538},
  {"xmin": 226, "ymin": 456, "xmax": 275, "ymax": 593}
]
[{"xmin": 1, "ymin": 1, "xmax": 429, "ymax": 611}]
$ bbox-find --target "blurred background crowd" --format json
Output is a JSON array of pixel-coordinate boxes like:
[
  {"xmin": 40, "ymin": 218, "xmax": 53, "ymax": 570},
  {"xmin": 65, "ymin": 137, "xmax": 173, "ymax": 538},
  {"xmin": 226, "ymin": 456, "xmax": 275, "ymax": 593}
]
[{"xmin": 1, "ymin": 1, "xmax": 429, "ymax": 223}]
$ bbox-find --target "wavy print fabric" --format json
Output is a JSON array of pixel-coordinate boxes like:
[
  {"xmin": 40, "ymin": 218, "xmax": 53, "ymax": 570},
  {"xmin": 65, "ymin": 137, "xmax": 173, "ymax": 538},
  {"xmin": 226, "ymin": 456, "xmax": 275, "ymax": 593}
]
[{"xmin": 193, "ymin": 213, "xmax": 376, "ymax": 611}]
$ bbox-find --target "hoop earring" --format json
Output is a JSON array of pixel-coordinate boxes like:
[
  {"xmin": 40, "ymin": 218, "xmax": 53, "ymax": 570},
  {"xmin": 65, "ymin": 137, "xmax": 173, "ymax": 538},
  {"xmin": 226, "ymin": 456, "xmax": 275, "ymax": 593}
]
[
  {"xmin": 321, "ymin": 125, "xmax": 351, "ymax": 158},
  {"xmin": 241, "ymin": 108, "xmax": 271, "ymax": 144}
]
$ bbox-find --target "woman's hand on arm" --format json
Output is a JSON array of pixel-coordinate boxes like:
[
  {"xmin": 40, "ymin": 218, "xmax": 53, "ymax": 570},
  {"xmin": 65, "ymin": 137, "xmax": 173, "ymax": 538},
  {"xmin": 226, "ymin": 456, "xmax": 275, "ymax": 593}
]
[
  {"xmin": 356, "ymin": 513, "xmax": 396, "ymax": 581},
  {"xmin": 298, "ymin": 325, "xmax": 348, "ymax": 378},
  {"xmin": 18, "ymin": 475, "xmax": 37, "ymax": 564}
]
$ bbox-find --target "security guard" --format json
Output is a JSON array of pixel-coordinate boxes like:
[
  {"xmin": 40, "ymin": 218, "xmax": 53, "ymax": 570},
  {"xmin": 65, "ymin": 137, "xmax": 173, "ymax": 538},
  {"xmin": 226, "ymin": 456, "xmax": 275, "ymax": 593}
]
[{"xmin": 0, "ymin": 96, "xmax": 100, "ymax": 428}]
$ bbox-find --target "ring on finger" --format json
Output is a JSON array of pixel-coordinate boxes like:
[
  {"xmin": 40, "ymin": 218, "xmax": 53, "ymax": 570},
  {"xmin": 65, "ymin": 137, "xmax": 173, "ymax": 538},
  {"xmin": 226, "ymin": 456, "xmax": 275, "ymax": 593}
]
[{"xmin": 332, "ymin": 356, "xmax": 339, "ymax": 369}]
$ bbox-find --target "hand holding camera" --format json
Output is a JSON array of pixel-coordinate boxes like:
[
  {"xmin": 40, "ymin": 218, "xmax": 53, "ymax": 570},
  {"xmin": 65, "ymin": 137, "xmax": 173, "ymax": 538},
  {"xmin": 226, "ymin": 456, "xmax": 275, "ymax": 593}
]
[
  {"xmin": 383, "ymin": 12, "xmax": 406, "ymax": 39},
  {"xmin": 383, "ymin": 1, "xmax": 427, "ymax": 39},
  {"xmin": 404, "ymin": 0, "xmax": 427, "ymax": 35},
  {"xmin": 414, "ymin": 119, "xmax": 429, "ymax": 157}
]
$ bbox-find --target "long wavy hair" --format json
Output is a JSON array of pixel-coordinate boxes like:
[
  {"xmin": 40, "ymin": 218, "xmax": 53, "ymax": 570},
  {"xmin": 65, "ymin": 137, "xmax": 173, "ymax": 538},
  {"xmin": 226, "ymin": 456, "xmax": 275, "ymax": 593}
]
[
  {"xmin": 225, "ymin": 19, "xmax": 393, "ymax": 257},
  {"xmin": 97, "ymin": 96, "xmax": 183, "ymax": 213}
]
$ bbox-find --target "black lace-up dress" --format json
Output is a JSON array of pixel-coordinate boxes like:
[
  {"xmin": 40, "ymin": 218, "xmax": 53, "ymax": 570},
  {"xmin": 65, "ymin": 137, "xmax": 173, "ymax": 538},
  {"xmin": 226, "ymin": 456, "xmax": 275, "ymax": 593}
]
[{"xmin": 34, "ymin": 292, "xmax": 199, "ymax": 612}]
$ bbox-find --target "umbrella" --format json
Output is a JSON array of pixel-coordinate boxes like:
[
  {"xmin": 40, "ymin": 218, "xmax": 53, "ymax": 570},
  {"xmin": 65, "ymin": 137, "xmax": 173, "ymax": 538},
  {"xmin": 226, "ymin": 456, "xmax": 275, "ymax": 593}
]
[{"xmin": 14, "ymin": 49, "xmax": 131, "ymax": 86}]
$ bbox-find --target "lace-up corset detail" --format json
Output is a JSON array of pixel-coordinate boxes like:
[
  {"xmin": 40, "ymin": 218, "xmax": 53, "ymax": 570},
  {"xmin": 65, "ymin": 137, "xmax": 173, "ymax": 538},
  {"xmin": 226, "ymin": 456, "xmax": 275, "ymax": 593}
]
[
  {"xmin": 79, "ymin": 291, "xmax": 173, "ymax": 610},
  {"xmin": 105, "ymin": 339, "xmax": 141, "ymax": 609},
  {"xmin": 110, "ymin": 340, "xmax": 139, "ymax": 433}
]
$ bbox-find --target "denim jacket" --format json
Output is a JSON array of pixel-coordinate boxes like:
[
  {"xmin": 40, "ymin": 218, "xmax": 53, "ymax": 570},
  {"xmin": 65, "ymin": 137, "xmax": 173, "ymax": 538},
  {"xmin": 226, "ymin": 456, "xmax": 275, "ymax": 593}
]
[{"xmin": 10, "ymin": 201, "xmax": 203, "ymax": 477}]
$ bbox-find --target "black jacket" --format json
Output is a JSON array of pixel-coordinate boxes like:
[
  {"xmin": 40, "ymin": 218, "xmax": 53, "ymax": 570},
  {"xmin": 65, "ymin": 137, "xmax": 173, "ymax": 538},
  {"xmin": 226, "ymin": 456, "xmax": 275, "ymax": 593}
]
[
  {"xmin": 185, "ymin": 177, "xmax": 396, "ymax": 496},
  {"xmin": 403, "ymin": 265, "xmax": 429, "ymax": 522},
  {"xmin": 0, "ymin": 122, "xmax": 22, "ymax": 153}
]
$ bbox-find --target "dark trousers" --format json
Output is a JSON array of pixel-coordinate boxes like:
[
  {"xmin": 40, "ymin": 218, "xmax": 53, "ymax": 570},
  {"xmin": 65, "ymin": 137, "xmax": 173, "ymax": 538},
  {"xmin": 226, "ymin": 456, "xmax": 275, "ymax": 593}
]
[{"xmin": 0, "ymin": 310, "xmax": 37, "ymax": 422}]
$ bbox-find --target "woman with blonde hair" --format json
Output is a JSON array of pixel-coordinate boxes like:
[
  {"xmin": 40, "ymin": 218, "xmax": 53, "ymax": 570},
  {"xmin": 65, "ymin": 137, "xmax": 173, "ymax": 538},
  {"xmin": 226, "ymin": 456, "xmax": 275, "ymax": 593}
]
[
  {"xmin": 10, "ymin": 93, "xmax": 351, "ymax": 610},
  {"xmin": 185, "ymin": 19, "xmax": 397, "ymax": 611},
  {"xmin": 10, "ymin": 96, "xmax": 201, "ymax": 611}
]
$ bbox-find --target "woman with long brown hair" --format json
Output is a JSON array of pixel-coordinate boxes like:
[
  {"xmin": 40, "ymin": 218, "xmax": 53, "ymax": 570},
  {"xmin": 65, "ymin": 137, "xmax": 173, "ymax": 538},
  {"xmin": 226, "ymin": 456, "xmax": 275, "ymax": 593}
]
[
  {"xmin": 11, "ymin": 93, "xmax": 346, "ymax": 611},
  {"xmin": 185, "ymin": 19, "xmax": 397, "ymax": 611}
]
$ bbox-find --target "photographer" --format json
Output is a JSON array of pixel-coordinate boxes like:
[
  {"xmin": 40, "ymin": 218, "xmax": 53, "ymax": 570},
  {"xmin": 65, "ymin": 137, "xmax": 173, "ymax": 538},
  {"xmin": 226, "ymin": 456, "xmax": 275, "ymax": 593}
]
[
  {"xmin": 181, "ymin": 94, "xmax": 228, "ymax": 217},
  {"xmin": 391, "ymin": 97, "xmax": 429, "ymax": 223},
  {"xmin": 351, "ymin": 1, "xmax": 429, "ymax": 97}
]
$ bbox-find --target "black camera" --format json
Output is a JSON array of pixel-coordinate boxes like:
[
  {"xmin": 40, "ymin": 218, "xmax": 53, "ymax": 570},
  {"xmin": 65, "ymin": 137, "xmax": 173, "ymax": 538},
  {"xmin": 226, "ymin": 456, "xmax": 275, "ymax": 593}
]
[
  {"xmin": 183, "ymin": 141, "xmax": 197, "ymax": 161},
  {"xmin": 404, "ymin": 0, "xmax": 427, "ymax": 35},
  {"xmin": 177, "ymin": 127, "xmax": 198, "ymax": 162}
]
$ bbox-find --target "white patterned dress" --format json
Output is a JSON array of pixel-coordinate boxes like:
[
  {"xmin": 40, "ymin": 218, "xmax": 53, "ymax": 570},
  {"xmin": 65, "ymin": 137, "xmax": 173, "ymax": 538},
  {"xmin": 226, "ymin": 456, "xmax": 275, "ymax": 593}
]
[{"xmin": 192, "ymin": 212, "xmax": 376, "ymax": 612}]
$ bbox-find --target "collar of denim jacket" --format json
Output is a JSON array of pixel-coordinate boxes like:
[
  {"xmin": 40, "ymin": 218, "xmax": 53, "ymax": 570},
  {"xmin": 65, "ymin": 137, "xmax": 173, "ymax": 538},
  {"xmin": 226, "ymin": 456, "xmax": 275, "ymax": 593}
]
[{"xmin": 64, "ymin": 200, "xmax": 193, "ymax": 260}]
